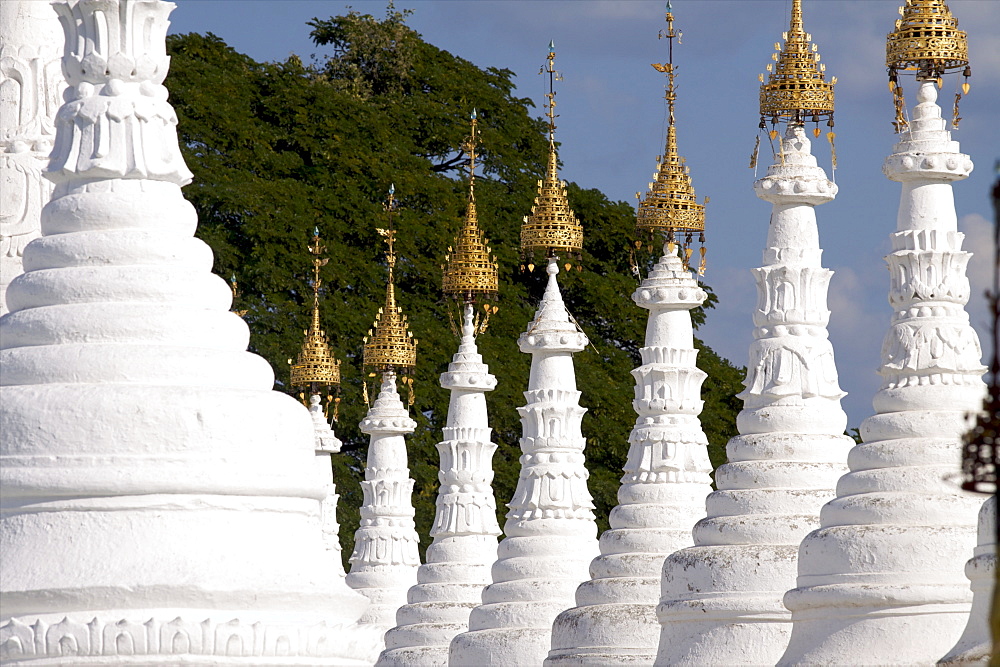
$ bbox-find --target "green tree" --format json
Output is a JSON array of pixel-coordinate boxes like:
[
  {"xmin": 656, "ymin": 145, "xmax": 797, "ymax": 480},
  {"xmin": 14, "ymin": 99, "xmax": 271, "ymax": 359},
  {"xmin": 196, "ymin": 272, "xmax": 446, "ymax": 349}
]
[{"xmin": 165, "ymin": 7, "xmax": 744, "ymax": 568}]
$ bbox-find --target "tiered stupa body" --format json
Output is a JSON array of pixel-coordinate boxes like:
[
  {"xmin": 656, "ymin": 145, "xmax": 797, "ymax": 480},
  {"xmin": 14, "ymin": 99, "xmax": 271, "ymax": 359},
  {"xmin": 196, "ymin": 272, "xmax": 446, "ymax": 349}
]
[
  {"xmin": 939, "ymin": 495, "xmax": 996, "ymax": 665},
  {"xmin": 656, "ymin": 4, "xmax": 853, "ymax": 663},
  {"xmin": 450, "ymin": 51, "xmax": 598, "ymax": 664},
  {"xmin": 379, "ymin": 307, "xmax": 501, "ymax": 666},
  {"xmin": 348, "ymin": 372, "xmax": 420, "ymax": 639},
  {"xmin": 547, "ymin": 12, "xmax": 713, "ymax": 662},
  {"xmin": 379, "ymin": 114, "xmax": 502, "ymax": 666},
  {"xmin": 0, "ymin": 1, "xmax": 380, "ymax": 663},
  {"xmin": 547, "ymin": 247, "xmax": 713, "ymax": 665},
  {"xmin": 450, "ymin": 260, "xmax": 598, "ymax": 666},
  {"xmin": 780, "ymin": 4, "xmax": 986, "ymax": 661},
  {"xmin": 0, "ymin": 0, "xmax": 67, "ymax": 315},
  {"xmin": 347, "ymin": 214, "xmax": 422, "ymax": 649}
]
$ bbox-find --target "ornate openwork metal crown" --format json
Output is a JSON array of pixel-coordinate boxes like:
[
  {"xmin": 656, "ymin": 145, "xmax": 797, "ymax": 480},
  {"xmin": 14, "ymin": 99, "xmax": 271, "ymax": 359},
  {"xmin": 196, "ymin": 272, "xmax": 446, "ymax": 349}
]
[
  {"xmin": 759, "ymin": 0, "xmax": 836, "ymax": 127},
  {"xmin": 521, "ymin": 43, "xmax": 583, "ymax": 270},
  {"xmin": 291, "ymin": 230, "xmax": 342, "ymax": 389},
  {"xmin": 636, "ymin": 2, "xmax": 706, "ymax": 274},
  {"xmin": 442, "ymin": 110, "xmax": 499, "ymax": 301},
  {"xmin": 363, "ymin": 189, "xmax": 417, "ymax": 373},
  {"xmin": 887, "ymin": 0, "xmax": 968, "ymax": 77},
  {"xmin": 886, "ymin": 0, "xmax": 970, "ymax": 131}
]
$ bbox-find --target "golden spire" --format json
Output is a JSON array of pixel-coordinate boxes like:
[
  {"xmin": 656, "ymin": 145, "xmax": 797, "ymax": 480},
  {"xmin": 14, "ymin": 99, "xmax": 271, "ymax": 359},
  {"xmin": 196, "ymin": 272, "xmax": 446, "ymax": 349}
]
[
  {"xmin": 636, "ymin": 1, "xmax": 706, "ymax": 275},
  {"xmin": 886, "ymin": 0, "xmax": 970, "ymax": 131},
  {"xmin": 442, "ymin": 110, "xmax": 500, "ymax": 307},
  {"xmin": 289, "ymin": 228, "xmax": 342, "ymax": 417},
  {"xmin": 363, "ymin": 186, "xmax": 418, "ymax": 376},
  {"xmin": 520, "ymin": 41, "xmax": 583, "ymax": 272},
  {"xmin": 759, "ymin": 0, "xmax": 836, "ymax": 133}
]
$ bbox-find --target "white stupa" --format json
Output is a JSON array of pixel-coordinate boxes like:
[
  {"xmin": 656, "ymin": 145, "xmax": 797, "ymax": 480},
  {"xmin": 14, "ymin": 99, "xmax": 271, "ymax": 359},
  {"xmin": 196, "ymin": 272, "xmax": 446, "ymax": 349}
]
[
  {"xmin": 548, "ymin": 246, "xmax": 714, "ymax": 665},
  {"xmin": 0, "ymin": 0, "xmax": 66, "ymax": 315},
  {"xmin": 347, "ymin": 215, "xmax": 422, "ymax": 647},
  {"xmin": 940, "ymin": 495, "xmax": 996, "ymax": 665},
  {"xmin": 449, "ymin": 258, "xmax": 598, "ymax": 666},
  {"xmin": 656, "ymin": 4, "xmax": 853, "ymax": 664},
  {"xmin": 289, "ymin": 230, "xmax": 348, "ymax": 576},
  {"xmin": 780, "ymin": 3, "xmax": 986, "ymax": 662},
  {"xmin": 451, "ymin": 89, "xmax": 598, "ymax": 662},
  {"xmin": 548, "ymin": 12, "xmax": 714, "ymax": 661},
  {"xmin": 380, "ymin": 113, "xmax": 502, "ymax": 666},
  {"xmin": 0, "ymin": 1, "xmax": 379, "ymax": 663}
]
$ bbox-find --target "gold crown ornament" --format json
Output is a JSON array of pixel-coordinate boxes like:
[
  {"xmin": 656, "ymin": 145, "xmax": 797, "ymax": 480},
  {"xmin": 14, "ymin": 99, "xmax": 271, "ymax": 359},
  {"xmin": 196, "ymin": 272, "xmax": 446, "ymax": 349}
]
[
  {"xmin": 886, "ymin": 0, "xmax": 970, "ymax": 131},
  {"xmin": 362, "ymin": 186, "xmax": 418, "ymax": 405},
  {"xmin": 521, "ymin": 41, "xmax": 583, "ymax": 273},
  {"xmin": 289, "ymin": 228, "xmax": 342, "ymax": 421},
  {"xmin": 635, "ymin": 1, "xmax": 707, "ymax": 276},
  {"xmin": 442, "ymin": 109, "xmax": 500, "ymax": 334},
  {"xmin": 755, "ymin": 0, "xmax": 838, "ymax": 169}
]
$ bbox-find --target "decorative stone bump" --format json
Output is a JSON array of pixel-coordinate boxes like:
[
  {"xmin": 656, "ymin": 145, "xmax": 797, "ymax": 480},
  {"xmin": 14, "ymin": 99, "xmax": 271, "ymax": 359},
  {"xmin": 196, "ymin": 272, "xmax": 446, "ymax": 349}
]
[
  {"xmin": 754, "ymin": 126, "xmax": 837, "ymax": 206},
  {"xmin": 883, "ymin": 83, "xmax": 972, "ymax": 183}
]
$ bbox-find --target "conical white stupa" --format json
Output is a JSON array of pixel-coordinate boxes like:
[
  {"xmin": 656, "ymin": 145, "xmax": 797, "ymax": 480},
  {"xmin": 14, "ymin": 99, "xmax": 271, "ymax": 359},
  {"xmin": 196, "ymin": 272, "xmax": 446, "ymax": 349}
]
[
  {"xmin": 346, "ymin": 371, "xmax": 421, "ymax": 644},
  {"xmin": 655, "ymin": 121, "xmax": 853, "ymax": 666},
  {"xmin": 0, "ymin": 0, "xmax": 66, "ymax": 315},
  {"xmin": 379, "ymin": 305, "xmax": 502, "ymax": 666},
  {"xmin": 779, "ymin": 79, "xmax": 986, "ymax": 666},
  {"xmin": 655, "ymin": 5, "xmax": 853, "ymax": 660},
  {"xmin": 450, "ymin": 258, "xmax": 599, "ymax": 666},
  {"xmin": 0, "ymin": 1, "xmax": 379, "ymax": 663},
  {"xmin": 939, "ymin": 495, "xmax": 996, "ymax": 665},
  {"xmin": 547, "ymin": 246, "xmax": 714, "ymax": 664}
]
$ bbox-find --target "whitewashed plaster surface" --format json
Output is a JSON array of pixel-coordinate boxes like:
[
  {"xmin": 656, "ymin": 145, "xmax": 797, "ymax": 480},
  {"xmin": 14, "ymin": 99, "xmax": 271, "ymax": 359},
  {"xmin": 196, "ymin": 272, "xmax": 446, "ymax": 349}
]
[
  {"xmin": 311, "ymin": 393, "xmax": 347, "ymax": 577},
  {"xmin": 450, "ymin": 259, "xmax": 599, "ymax": 666},
  {"xmin": 379, "ymin": 305, "xmax": 502, "ymax": 666},
  {"xmin": 0, "ymin": 1, "xmax": 379, "ymax": 663},
  {"xmin": 0, "ymin": 0, "xmax": 66, "ymax": 315},
  {"xmin": 347, "ymin": 371, "xmax": 422, "ymax": 651},
  {"xmin": 547, "ymin": 247, "xmax": 713, "ymax": 665},
  {"xmin": 940, "ymin": 495, "xmax": 995, "ymax": 666},
  {"xmin": 779, "ymin": 82, "xmax": 986, "ymax": 666},
  {"xmin": 654, "ymin": 124, "xmax": 853, "ymax": 666}
]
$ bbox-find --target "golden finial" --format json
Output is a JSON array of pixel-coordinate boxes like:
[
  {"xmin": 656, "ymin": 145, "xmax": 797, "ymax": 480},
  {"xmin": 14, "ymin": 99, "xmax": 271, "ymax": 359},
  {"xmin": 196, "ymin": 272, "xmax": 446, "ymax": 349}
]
[
  {"xmin": 229, "ymin": 275, "xmax": 248, "ymax": 318},
  {"xmin": 758, "ymin": 0, "xmax": 837, "ymax": 167},
  {"xmin": 759, "ymin": 1, "xmax": 836, "ymax": 132},
  {"xmin": 363, "ymin": 186, "xmax": 418, "ymax": 404},
  {"xmin": 886, "ymin": 0, "xmax": 970, "ymax": 131},
  {"xmin": 442, "ymin": 110, "xmax": 500, "ymax": 309},
  {"xmin": 289, "ymin": 228, "xmax": 342, "ymax": 420},
  {"xmin": 636, "ymin": 1, "xmax": 706, "ymax": 275},
  {"xmin": 520, "ymin": 41, "xmax": 584, "ymax": 272}
]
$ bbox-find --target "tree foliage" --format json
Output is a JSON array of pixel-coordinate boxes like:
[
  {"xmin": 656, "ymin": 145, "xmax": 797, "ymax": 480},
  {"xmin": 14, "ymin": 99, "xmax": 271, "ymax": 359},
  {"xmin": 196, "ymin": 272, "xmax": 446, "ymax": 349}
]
[{"xmin": 165, "ymin": 7, "xmax": 744, "ymax": 567}]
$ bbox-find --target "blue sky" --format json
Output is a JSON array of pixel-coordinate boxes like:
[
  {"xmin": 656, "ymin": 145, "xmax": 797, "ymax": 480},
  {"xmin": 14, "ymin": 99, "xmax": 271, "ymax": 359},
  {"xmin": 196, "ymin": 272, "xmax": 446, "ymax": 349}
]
[{"xmin": 167, "ymin": 0, "xmax": 999, "ymax": 427}]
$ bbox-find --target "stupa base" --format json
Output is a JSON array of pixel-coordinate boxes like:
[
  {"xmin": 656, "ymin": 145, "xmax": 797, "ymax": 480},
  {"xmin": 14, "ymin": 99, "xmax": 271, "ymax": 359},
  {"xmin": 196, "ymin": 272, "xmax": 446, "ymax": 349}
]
[
  {"xmin": 449, "ymin": 626, "xmax": 551, "ymax": 667},
  {"xmin": 0, "ymin": 610, "xmax": 383, "ymax": 665},
  {"xmin": 546, "ymin": 601, "xmax": 657, "ymax": 665},
  {"xmin": 779, "ymin": 590, "xmax": 972, "ymax": 666}
]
